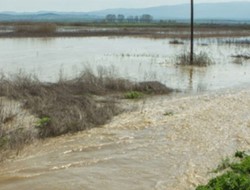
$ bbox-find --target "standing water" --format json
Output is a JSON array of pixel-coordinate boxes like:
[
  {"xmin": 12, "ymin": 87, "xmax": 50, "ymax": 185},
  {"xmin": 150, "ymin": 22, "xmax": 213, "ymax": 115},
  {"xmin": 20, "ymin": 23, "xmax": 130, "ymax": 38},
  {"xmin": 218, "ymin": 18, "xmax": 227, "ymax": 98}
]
[{"xmin": 0, "ymin": 37, "xmax": 250, "ymax": 93}]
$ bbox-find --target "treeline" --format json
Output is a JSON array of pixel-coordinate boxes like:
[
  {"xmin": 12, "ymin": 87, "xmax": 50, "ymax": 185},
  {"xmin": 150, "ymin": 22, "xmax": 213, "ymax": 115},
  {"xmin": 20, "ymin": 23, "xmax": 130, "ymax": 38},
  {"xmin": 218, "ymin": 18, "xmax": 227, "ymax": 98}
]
[{"xmin": 105, "ymin": 14, "xmax": 153, "ymax": 23}]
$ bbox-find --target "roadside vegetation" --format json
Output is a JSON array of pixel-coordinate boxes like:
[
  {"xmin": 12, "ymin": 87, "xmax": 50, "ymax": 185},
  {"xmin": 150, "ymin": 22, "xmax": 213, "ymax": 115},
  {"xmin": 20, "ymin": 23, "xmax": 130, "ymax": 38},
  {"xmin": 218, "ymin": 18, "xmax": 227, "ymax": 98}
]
[
  {"xmin": 0, "ymin": 67, "xmax": 172, "ymax": 161},
  {"xmin": 196, "ymin": 151, "xmax": 250, "ymax": 190}
]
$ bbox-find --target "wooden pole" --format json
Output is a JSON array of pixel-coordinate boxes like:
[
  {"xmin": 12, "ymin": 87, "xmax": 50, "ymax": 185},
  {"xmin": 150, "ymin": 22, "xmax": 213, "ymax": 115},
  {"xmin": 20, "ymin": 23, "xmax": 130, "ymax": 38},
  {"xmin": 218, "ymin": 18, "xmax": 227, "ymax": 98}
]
[{"xmin": 190, "ymin": 0, "xmax": 194, "ymax": 64}]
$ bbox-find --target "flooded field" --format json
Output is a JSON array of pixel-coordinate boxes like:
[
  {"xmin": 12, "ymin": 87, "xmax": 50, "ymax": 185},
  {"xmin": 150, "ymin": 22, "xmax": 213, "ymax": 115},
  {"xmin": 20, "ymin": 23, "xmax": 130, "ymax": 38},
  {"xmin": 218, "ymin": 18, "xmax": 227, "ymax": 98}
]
[
  {"xmin": 0, "ymin": 36, "xmax": 250, "ymax": 93},
  {"xmin": 0, "ymin": 35, "xmax": 250, "ymax": 190}
]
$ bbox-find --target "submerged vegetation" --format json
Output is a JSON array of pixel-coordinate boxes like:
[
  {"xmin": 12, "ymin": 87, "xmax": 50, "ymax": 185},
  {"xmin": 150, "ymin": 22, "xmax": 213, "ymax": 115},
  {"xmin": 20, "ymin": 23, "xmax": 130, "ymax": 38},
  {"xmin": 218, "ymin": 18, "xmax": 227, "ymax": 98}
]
[
  {"xmin": 0, "ymin": 67, "xmax": 172, "ymax": 160},
  {"xmin": 196, "ymin": 151, "xmax": 250, "ymax": 190},
  {"xmin": 232, "ymin": 54, "xmax": 250, "ymax": 60},
  {"xmin": 169, "ymin": 39, "xmax": 184, "ymax": 45},
  {"xmin": 176, "ymin": 52, "xmax": 213, "ymax": 67},
  {"xmin": 223, "ymin": 39, "xmax": 250, "ymax": 46}
]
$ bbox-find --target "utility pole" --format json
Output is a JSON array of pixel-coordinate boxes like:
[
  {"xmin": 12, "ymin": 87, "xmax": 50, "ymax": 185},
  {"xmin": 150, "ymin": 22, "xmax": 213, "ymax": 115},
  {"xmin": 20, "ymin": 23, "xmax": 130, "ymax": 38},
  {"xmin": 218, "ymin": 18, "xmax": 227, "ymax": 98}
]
[{"xmin": 190, "ymin": 0, "xmax": 194, "ymax": 64}]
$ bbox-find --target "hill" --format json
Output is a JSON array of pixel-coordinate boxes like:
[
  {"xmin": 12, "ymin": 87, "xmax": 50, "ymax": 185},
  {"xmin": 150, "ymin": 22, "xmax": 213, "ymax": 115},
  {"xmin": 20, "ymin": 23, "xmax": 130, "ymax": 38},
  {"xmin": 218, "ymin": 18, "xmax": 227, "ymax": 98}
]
[{"xmin": 0, "ymin": 2, "xmax": 250, "ymax": 22}]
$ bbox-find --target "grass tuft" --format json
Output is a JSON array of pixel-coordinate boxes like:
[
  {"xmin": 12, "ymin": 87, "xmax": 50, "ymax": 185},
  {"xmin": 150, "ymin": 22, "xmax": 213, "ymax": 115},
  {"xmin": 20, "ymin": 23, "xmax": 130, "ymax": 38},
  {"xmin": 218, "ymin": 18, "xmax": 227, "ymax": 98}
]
[{"xmin": 176, "ymin": 52, "xmax": 213, "ymax": 67}]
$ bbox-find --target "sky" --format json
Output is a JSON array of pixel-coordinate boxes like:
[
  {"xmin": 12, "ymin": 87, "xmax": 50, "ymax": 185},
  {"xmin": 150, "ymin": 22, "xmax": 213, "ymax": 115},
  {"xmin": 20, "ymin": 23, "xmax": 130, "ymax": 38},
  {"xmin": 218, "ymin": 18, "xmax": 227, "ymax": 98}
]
[{"xmin": 0, "ymin": 0, "xmax": 250, "ymax": 12}]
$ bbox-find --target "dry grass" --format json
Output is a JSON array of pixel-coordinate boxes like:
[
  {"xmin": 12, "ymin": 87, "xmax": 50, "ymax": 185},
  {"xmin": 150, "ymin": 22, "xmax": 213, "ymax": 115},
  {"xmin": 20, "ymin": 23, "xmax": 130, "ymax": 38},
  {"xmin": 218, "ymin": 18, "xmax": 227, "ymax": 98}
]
[
  {"xmin": 0, "ymin": 73, "xmax": 121, "ymax": 138},
  {"xmin": 0, "ymin": 99, "xmax": 37, "ymax": 161},
  {"xmin": 1, "ymin": 22, "xmax": 250, "ymax": 38},
  {"xmin": 0, "ymin": 67, "xmax": 172, "ymax": 160},
  {"xmin": 14, "ymin": 23, "xmax": 57, "ymax": 34}
]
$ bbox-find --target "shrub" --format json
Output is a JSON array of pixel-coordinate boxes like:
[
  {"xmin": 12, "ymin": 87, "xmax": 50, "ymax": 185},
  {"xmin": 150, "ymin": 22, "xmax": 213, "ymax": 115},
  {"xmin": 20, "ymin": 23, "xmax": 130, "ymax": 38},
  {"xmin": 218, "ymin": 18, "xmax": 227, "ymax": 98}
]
[
  {"xmin": 0, "ymin": 67, "xmax": 173, "ymax": 160},
  {"xmin": 235, "ymin": 151, "xmax": 247, "ymax": 159},
  {"xmin": 196, "ymin": 153, "xmax": 250, "ymax": 190},
  {"xmin": 196, "ymin": 171, "xmax": 250, "ymax": 190}
]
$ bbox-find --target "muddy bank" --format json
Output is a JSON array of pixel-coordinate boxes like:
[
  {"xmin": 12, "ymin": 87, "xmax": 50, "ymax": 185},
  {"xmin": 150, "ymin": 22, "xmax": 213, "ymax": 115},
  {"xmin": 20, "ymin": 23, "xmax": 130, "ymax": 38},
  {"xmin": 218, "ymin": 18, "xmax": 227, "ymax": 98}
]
[{"xmin": 0, "ymin": 88, "xmax": 249, "ymax": 190}]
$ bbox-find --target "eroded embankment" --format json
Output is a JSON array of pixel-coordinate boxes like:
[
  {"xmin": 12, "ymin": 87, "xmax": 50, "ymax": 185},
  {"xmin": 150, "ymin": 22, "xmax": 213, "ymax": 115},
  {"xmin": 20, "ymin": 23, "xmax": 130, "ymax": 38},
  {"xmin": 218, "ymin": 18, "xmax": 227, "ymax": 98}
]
[{"xmin": 0, "ymin": 89, "xmax": 250, "ymax": 190}]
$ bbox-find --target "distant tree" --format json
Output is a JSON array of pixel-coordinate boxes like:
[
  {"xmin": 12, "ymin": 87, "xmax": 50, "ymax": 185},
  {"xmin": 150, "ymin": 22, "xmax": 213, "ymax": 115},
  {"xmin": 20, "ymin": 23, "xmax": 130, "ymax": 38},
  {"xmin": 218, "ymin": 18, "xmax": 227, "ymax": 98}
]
[
  {"xmin": 127, "ymin": 16, "xmax": 134, "ymax": 23},
  {"xmin": 140, "ymin": 14, "xmax": 153, "ymax": 23},
  {"xmin": 134, "ymin": 16, "xmax": 139, "ymax": 23},
  {"xmin": 106, "ymin": 14, "xmax": 116, "ymax": 22},
  {"xmin": 117, "ymin": 14, "xmax": 125, "ymax": 23}
]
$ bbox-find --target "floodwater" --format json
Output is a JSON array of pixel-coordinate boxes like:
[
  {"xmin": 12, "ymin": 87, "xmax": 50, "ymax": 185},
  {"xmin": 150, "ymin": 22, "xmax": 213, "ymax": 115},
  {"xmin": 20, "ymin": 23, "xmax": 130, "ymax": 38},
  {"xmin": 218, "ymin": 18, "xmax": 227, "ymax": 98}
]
[
  {"xmin": 0, "ymin": 36, "xmax": 250, "ymax": 93},
  {"xmin": 0, "ymin": 89, "xmax": 250, "ymax": 190},
  {"xmin": 0, "ymin": 36, "xmax": 250, "ymax": 190}
]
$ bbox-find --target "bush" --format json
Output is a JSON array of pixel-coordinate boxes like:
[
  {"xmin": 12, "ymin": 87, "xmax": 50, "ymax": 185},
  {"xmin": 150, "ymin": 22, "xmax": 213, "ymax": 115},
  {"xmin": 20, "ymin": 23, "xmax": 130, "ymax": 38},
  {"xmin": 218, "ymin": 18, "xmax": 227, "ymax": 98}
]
[
  {"xmin": 197, "ymin": 171, "xmax": 250, "ymax": 190},
  {"xmin": 196, "ymin": 153, "xmax": 250, "ymax": 190},
  {"xmin": 0, "ymin": 67, "xmax": 173, "ymax": 161}
]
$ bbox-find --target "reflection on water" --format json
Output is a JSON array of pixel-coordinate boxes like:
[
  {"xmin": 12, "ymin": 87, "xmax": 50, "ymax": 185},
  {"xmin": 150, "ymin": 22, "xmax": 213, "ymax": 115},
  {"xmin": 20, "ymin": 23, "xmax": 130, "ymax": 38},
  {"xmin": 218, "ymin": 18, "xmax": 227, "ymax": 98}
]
[{"xmin": 0, "ymin": 36, "xmax": 250, "ymax": 93}]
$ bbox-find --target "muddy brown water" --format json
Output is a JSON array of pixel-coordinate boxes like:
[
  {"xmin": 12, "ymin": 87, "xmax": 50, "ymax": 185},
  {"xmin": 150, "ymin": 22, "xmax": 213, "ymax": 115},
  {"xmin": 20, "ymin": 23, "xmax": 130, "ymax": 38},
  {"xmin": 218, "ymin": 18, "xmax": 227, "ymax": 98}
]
[
  {"xmin": 0, "ymin": 36, "xmax": 250, "ymax": 189},
  {"xmin": 0, "ymin": 89, "xmax": 250, "ymax": 190}
]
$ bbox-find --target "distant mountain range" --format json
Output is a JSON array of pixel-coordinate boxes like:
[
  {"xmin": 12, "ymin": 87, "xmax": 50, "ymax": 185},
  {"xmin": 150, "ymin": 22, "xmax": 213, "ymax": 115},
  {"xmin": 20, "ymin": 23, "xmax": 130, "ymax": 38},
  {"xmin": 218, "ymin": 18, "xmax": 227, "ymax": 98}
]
[{"xmin": 0, "ymin": 2, "xmax": 250, "ymax": 22}]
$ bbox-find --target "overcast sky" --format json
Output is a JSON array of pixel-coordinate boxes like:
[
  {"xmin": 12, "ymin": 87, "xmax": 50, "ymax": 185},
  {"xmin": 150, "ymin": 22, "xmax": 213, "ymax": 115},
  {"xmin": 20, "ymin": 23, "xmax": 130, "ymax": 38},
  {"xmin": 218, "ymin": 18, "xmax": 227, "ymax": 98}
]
[{"xmin": 0, "ymin": 0, "xmax": 249, "ymax": 12}]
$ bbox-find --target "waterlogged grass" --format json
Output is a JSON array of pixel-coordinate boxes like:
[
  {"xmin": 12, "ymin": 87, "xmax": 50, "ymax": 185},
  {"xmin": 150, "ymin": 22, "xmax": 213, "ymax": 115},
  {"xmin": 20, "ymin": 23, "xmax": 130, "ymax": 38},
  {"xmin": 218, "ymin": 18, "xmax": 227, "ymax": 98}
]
[
  {"xmin": 169, "ymin": 39, "xmax": 184, "ymax": 45},
  {"xmin": 223, "ymin": 39, "xmax": 250, "ymax": 46},
  {"xmin": 176, "ymin": 52, "xmax": 213, "ymax": 67},
  {"xmin": 196, "ymin": 152, "xmax": 250, "ymax": 190}
]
